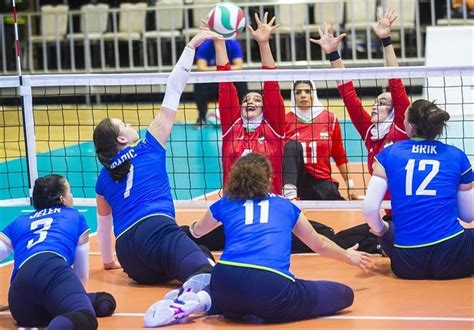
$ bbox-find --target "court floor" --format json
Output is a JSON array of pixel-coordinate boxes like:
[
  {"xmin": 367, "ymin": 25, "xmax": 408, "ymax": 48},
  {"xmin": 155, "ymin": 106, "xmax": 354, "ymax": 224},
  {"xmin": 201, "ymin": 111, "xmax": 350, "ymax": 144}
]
[{"xmin": 1, "ymin": 209, "xmax": 473, "ymax": 330}]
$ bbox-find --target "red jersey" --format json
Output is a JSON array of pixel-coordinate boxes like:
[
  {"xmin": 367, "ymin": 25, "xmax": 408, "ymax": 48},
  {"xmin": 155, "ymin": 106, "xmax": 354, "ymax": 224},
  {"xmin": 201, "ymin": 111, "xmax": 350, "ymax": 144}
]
[
  {"xmin": 338, "ymin": 79, "xmax": 409, "ymax": 174},
  {"xmin": 218, "ymin": 63, "xmax": 285, "ymax": 194},
  {"xmin": 285, "ymin": 110, "xmax": 348, "ymax": 182}
]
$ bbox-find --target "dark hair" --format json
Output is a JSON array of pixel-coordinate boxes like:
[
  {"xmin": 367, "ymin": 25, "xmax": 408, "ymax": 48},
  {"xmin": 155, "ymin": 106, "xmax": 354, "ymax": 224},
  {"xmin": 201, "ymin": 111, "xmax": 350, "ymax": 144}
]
[
  {"xmin": 93, "ymin": 118, "xmax": 131, "ymax": 181},
  {"xmin": 224, "ymin": 153, "xmax": 271, "ymax": 200},
  {"xmin": 294, "ymin": 80, "xmax": 313, "ymax": 90},
  {"xmin": 32, "ymin": 174, "xmax": 68, "ymax": 210},
  {"xmin": 407, "ymin": 99, "xmax": 450, "ymax": 140},
  {"xmin": 241, "ymin": 90, "xmax": 263, "ymax": 104}
]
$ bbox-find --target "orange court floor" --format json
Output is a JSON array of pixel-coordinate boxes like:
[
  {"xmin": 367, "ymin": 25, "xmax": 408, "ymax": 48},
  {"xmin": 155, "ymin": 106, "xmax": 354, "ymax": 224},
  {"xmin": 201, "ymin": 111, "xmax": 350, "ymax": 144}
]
[{"xmin": 0, "ymin": 210, "xmax": 473, "ymax": 330}]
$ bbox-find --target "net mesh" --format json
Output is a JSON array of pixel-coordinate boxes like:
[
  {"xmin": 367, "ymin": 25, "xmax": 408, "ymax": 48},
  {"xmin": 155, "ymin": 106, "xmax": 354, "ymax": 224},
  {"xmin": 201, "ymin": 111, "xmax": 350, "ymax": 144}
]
[{"xmin": 0, "ymin": 66, "xmax": 472, "ymax": 208}]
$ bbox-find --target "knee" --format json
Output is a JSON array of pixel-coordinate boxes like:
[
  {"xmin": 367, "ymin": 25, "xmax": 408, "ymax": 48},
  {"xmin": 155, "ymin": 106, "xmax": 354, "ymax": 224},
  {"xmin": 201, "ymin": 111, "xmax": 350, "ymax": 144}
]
[
  {"xmin": 92, "ymin": 292, "xmax": 116, "ymax": 317},
  {"xmin": 58, "ymin": 310, "xmax": 98, "ymax": 330}
]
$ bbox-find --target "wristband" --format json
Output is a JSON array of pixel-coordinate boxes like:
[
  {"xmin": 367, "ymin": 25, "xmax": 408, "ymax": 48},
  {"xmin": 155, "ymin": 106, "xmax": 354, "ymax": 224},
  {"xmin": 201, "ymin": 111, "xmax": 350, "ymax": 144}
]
[
  {"xmin": 328, "ymin": 51, "xmax": 340, "ymax": 61},
  {"xmin": 381, "ymin": 36, "xmax": 392, "ymax": 47}
]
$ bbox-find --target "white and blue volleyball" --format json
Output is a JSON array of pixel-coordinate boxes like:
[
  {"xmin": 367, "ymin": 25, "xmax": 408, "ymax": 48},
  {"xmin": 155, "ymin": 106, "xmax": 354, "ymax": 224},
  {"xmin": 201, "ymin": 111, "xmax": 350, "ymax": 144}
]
[{"xmin": 208, "ymin": 2, "xmax": 246, "ymax": 39}]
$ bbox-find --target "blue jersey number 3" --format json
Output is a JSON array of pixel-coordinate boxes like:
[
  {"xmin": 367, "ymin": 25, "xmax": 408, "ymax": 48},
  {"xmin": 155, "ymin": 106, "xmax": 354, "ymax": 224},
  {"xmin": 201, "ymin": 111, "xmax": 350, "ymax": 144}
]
[{"xmin": 27, "ymin": 217, "xmax": 53, "ymax": 249}]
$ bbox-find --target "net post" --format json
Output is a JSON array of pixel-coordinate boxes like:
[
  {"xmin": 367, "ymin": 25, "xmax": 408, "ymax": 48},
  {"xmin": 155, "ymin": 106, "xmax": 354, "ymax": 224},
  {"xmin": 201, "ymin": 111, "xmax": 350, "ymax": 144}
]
[{"xmin": 18, "ymin": 85, "xmax": 38, "ymax": 201}]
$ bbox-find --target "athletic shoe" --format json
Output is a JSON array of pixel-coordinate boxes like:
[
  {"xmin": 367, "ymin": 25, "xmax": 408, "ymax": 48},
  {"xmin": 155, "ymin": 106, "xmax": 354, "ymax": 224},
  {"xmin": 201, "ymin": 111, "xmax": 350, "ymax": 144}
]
[
  {"xmin": 144, "ymin": 292, "xmax": 201, "ymax": 327},
  {"xmin": 163, "ymin": 273, "xmax": 211, "ymax": 301}
]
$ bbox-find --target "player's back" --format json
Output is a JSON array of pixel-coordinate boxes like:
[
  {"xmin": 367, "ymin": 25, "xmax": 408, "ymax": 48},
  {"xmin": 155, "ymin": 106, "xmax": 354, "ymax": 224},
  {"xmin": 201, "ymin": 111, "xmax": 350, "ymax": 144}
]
[
  {"xmin": 210, "ymin": 194, "xmax": 300, "ymax": 279},
  {"xmin": 1, "ymin": 207, "xmax": 89, "ymax": 279},
  {"xmin": 376, "ymin": 139, "xmax": 471, "ymax": 247}
]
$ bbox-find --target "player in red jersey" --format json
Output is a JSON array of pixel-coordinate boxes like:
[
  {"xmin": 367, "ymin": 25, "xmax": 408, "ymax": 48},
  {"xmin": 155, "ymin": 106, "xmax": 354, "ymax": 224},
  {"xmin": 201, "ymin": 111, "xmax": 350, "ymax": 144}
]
[
  {"xmin": 311, "ymin": 9, "xmax": 409, "ymax": 175},
  {"xmin": 283, "ymin": 80, "xmax": 357, "ymax": 200},
  {"xmin": 216, "ymin": 12, "xmax": 285, "ymax": 194}
]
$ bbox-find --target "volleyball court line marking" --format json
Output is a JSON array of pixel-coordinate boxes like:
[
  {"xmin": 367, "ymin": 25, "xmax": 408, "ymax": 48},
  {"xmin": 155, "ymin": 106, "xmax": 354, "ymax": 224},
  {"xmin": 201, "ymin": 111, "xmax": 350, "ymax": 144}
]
[{"xmin": 0, "ymin": 311, "xmax": 471, "ymax": 322}]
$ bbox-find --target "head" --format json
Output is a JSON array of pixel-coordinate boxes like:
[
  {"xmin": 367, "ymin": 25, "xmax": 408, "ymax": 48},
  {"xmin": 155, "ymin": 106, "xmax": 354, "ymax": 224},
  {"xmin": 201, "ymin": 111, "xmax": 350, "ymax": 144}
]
[
  {"xmin": 32, "ymin": 174, "xmax": 73, "ymax": 210},
  {"xmin": 293, "ymin": 80, "xmax": 314, "ymax": 111},
  {"xmin": 224, "ymin": 153, "xmax": 272, "ymax": 200},
  {"xmin": 404, "ymin": 99, "xmax": 450, "ymax": 139},
  {"xmin": 371, "ymin": 92, "xmax": 393, "ymax": 124},
  {"xmin": 93, "ymin": 118, "xmax": 139, "ymax": 181},
  {"xmin": 240, "ymin": 91, "xmax": 263, "ymax": 121}
]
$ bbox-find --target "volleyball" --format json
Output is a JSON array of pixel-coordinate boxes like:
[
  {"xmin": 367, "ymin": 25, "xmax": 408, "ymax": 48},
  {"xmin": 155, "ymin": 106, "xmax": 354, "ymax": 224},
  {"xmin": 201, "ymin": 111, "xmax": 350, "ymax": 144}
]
[{"xmin": 208, "ymin": 2, "xmax": 246, "ymax": 39}]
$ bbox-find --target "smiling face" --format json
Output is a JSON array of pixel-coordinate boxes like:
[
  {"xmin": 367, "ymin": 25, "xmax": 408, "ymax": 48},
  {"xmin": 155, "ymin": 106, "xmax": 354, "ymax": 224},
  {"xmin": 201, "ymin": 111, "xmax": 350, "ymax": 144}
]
[
  {"xmin": 371, "ymin": 92, "xmax": 393, "ymax": 124},
  {"xmin": 111, "ymin": 118, "xmax": 140, "ymax": 146},
  {"xmin": 240, "ymin": 92, "xmax": 263, "ymax": 121},
  {"xmin": 294, "ymin": 82, "xmax": 313, "ymax": 110}
]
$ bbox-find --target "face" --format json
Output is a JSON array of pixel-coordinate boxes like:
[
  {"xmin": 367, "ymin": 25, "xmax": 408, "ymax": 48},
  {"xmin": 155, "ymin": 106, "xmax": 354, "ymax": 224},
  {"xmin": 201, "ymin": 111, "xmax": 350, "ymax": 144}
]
[
  {"xmin": 111, "ymin": 118, "xmax": 140, "ymax": 145},
  {"xmin": 61, "ymin": 179, "xmax": 74, "ymax": 207},
  {"xmin": 294, "ymin": 83, "xmax": 313, "ymax": 110},
  {"xmin": 371, "ymin": 92, "xmax": 393, "ymax": 124},
  {"xmin": 240, "ymin": 92, "xmax": 263, "ymax": 121},
  {"xmin": 403, "ymin": 106, "xmax": 416, "ymax": 138}
]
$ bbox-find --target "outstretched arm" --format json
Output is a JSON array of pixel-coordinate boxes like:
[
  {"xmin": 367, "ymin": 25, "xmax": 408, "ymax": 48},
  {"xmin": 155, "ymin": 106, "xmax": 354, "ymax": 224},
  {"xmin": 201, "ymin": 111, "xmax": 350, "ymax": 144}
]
[
  {"xmin": 188, "ymin": 210, "xmax": 220, "ymax": 238},
  {"xmin": 373, "ymin": 8, "xmax": 399, "ymax": 67},
  {"xmin": 150, "ymin": 30, "xmax": 221, "ymax": 145},
  {"xmin": 248, "ymin": 12, "xmax": 285, "ymax": 134},
  {"xmin": 96, "ymin": 194, "xmax": 121, "ymax": 270},
  {"xmin": 293, "ymin": 212, "xmax": 373, "ymax": 271}
]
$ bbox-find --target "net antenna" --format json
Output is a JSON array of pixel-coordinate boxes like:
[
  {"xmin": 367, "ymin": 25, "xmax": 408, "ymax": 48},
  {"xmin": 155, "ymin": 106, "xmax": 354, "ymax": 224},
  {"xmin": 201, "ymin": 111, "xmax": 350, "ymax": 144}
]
[{"xmin": 12, "ymin": 0, "xmax": 39, "ymax": 204}]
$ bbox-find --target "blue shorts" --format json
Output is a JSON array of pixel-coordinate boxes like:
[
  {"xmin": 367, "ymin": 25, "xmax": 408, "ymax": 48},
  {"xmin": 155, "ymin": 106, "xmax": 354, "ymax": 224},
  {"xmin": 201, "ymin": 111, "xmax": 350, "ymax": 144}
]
[
  {"xmin": 210, "ymin": 263, "xmax": 353, "ymax": 322},
  {"xmin": 380, "ymin": 225, "xmax": 474, "ymax": 279},
  {"xmin": 8, "ymin": 253, "xmax": 94, "ymax": 327},
  {"xmin": 116, "ymin": 215, "xmax": 212, "ymax": 284}
]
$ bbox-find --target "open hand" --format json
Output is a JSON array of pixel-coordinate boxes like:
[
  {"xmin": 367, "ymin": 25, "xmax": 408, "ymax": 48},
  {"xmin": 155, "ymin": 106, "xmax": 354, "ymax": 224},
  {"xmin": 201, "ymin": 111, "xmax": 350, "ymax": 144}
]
[
  {"xmin": 248, "ymin": 12, "xmax": 279, "ymax": 44},
  {"xmin": 346, "ymin": 243, "xmax": 375, "ymax": 272},
  {"xmin": 188, "ymin": 28, "xmax": 223, "ymax": 49},
  {"xmin": 372, "ymin": 7, "xmax": 397, "ymax": 39},
  {"xmin": 310, "ymin": 22, "xmax": 346, "ymax": 54}
]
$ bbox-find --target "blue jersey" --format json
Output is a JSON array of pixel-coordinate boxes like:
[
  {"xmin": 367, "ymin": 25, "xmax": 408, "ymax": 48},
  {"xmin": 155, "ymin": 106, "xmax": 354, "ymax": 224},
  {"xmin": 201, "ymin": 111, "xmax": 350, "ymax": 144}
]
[
  {"xmin": 1, "ymin": 207, "xmax": 89, "ymax": 280},
  {"xmin": 195, "ymin": 39, "xmax": 243, "ymax": 66},
  {"xmin": 376, "ymin": 139, "xmax": 473, "ymax": 247},
  {"xmin": 96, "ymin": 131, "xmax": 175, "ymax": 238},
  {"xmin": 210, "ymin": 194, "xmax": 301, "ymax": 281}
]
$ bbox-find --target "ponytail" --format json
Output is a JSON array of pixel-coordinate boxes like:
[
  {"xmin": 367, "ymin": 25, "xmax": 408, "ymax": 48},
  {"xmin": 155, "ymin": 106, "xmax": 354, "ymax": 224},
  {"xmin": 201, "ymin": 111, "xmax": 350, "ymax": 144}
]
[{"xmin": 407, "ymin": 100, "xmax": 450, "ymax": 140}]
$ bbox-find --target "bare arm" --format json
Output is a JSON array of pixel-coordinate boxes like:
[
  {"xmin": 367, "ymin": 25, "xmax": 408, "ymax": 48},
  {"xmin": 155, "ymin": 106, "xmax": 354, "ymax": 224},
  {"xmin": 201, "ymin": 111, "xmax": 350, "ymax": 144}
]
[
  {"xmin": 293, "ymin": 213, "xmax": 373, "ymax": 270},
  {"xmin": 196, "ymin": 59, "xmax": 216, "ymax": 71},
  {"xmin": 189, "ymin": 210, "xmax": 221, "ymax": 238}
]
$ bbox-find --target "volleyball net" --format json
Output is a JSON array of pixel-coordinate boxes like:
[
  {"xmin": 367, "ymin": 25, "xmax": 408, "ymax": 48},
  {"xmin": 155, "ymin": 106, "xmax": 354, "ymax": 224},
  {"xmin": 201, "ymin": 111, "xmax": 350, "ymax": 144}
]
[{"xmin": 0, "ymin": 66, "xmax": 472, "ymax": 208}]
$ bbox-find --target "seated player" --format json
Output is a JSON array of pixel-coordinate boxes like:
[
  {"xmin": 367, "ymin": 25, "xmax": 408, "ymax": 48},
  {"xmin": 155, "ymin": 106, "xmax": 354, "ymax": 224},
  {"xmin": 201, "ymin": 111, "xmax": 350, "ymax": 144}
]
[
  {"xmin": 144, "ymin": 153, "xmax": 373, "ymax": 327},
  {"xmin": 363, "ymin": 100, "xmax": 473, "ymax": 279},
  {"xmin": 0, "ymin": 174, "xmax": 116, "ymax": 330}
]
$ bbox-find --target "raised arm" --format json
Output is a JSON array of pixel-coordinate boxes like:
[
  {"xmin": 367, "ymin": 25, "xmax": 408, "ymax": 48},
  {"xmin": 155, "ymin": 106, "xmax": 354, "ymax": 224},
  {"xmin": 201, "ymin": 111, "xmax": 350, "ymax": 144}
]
[
  {"xmin": 150, "ymin": 30, "xmax": 220, "ymax": 145},
  {"xmin": 373, "ymin": 8, "xmax": 410, "ymax": 130},
  {"xmin": 216, "ymin": 39, "xmax": 241, "ymax": 133},
  {"xmin": 311, "ymin": 22, "xmax": 371, "ymax": 139},
  {"xmin": 248, "ymin": 12, "xmax": 285, "ymax": 135},
  {"xmin": 292, "ymin": 212, "xmax": 373, "ymax": 270}
]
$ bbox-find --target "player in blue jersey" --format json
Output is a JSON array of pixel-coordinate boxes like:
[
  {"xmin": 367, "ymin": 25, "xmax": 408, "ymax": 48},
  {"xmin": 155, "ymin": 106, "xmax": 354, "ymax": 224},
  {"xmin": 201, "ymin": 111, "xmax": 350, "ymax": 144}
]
[
  {"xmin": 363, "ymin": 99, "xmax": 474, "ymax": 279},
  {"xmin": 0, "ymin": 174, "xmax": 116, "ymax": 330},
  {"xmin": 144, "ymin": 153, "xmax": 373, "ymax": 327},
  {"xmin": 92, "ymin": 30, "xmax": 220, "ymax": 291}
]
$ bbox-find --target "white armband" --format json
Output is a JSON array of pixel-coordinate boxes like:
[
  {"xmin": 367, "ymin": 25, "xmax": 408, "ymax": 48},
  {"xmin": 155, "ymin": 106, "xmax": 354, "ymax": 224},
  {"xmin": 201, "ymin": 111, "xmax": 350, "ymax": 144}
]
[
  {"xmin": 97, "ymin": 214, "xmax": 115, "ymax": 264},
  {"xmin": 0, "ymin": 239, "xmax": 13, "ymax": 262},
  {"xmin": 162, "ymin": 47, "xmax": 195, "ymax": 112},
  {"xmin": 362, "ymin": 175, "xmax": 388, "ymax": 233},
  {"xmin": 73, "ymin": 242, "xmax": 90, "ymax": 286},
  {"xmin": 458, "ymin": 189, "xmax": 474, "ymax": 223}
]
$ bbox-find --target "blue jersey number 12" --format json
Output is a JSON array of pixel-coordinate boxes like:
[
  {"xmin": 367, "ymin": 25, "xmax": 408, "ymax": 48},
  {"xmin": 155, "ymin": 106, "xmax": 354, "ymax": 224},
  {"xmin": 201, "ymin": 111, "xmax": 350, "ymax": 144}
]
[{"xmin": 405, "ymin": 159, "xmax": 440, "ymax": 196}]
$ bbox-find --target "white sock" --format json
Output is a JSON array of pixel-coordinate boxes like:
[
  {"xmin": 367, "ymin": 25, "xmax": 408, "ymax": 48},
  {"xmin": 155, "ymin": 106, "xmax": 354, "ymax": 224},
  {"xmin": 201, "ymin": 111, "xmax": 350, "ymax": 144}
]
[
  {"xmin": 196, "ymin": 291, "xmax": 212, "ymax": 312},
  {"xmin": 283, "ymin": 184, "xmax": 297, "ymax": 200}
]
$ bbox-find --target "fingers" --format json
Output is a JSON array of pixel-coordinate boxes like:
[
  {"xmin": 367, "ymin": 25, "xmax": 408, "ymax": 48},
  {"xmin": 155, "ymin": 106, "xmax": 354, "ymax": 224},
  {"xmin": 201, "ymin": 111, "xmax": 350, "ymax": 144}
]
[
  {"xmin": 263, "ymin": 11, "xmax": 268, "ymax": 24},
  {"xmin": 247, "ymin": 24, "xmax": 255, "ymax": 34},
  {"xmin": 337, "ymin": 33, "xmax": 347, "ymax": 41},
  {"xmin": 268, "ymin": 15, "xmax": 276, "ymax": 27},
  {"xmin": 348, "ymin": 243, "xmax": 359, "ymax": 251},
  {"xmin": 200, "ymin": 18, "xmax": 209, "ymax": 28},
  {"xmin": 309, "ymin": 38, "xmax": 321, "ymax": 45},
  {"xmin": 271, "ymin": 23, "xmax": 281, "ymax": 32},
  {"xmin": 254, "ymin": 12, "xmax": 262, "ymax": 25}
]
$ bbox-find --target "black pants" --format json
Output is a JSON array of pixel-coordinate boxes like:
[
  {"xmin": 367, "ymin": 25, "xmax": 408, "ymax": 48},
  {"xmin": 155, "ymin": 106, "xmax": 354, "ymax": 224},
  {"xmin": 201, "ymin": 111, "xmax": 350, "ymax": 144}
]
[
  {"xmin": 283, "ymin": 141, "xmax": 344, "ymax": 200},
  {"xmin": 193, "ymin": 82, "xmax": 248, "ymax": 121}
]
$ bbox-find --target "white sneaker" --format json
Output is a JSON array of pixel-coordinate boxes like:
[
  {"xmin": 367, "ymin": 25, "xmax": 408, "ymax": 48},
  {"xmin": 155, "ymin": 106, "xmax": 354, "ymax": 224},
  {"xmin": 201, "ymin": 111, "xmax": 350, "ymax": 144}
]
[
  {"xmin": 163, "ymin": 273, "xmax": 211, "ymax": 301},
  {"xmin": 144, "ymin": 292, "xmax": 200, "ymax": 327}
]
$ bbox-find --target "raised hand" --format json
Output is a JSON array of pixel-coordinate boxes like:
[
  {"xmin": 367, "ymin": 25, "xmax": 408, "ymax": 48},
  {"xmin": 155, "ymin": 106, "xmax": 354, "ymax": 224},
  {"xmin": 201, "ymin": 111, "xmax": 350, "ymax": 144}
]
[
  {"xmin": 372, "ymin": 7, "xmax": 397, "ymax": 39},
  {"xmin": 310, "ymin": 22, "xmax": 346, "ymax": 54},
  {"xmin": 188, "ymin": 28, "xmax": 223, "ymax": 49},
  {"xmin": 346, "ymin": 243, "xmax": 375, "ymax": 272},
  {"xmin": 247, "ymin": 12, "xmax": 279, "ymax": 44}
]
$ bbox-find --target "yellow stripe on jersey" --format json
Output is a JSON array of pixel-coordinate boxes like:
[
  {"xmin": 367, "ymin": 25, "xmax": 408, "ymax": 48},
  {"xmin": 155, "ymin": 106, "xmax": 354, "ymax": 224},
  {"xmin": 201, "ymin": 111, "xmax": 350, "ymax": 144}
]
[
  {"xmin": 394, "ymin": 229, "xmax": 464, "ymax": 248},
  {"xmin": 217, "ymin": 260, "xmax": 295, "ymax": 282}
]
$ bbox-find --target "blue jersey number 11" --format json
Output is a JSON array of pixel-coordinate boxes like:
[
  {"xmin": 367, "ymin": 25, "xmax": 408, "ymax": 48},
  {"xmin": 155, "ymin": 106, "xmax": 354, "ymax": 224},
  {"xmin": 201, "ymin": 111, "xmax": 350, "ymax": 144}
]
[{"xmin": 243, "ymin": 200, "xmax": 269, "ymax": 225}]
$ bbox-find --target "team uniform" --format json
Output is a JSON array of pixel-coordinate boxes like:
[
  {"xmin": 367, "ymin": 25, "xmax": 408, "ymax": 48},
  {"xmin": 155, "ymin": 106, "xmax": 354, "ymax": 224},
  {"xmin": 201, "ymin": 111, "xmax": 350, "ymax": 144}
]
[
  {"xmin": 376, "ymin": 139, "xmax": 474, "ymax": 279},
  {"xmin": 338, "ymin": 79, "xmax": 409, "ymax": 174},
  {"xmin": 208, "ymin": 194, "xmax": 354, "ymax": 321},
  {"xmin": 96, "ymin": 131, "xmax": 212, "ymax": 284},
  {"xmin": 0, "ymin": 207, "xmax": 95, "ymax": 328},
  {"xmin": 284, "ymin": 110, "xmax": 349, "ymax": 200},
  {"xmin": 218, "ymin": 63, "xmax": 285, "ymax": 194}
]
